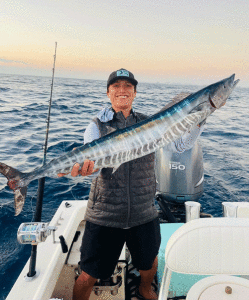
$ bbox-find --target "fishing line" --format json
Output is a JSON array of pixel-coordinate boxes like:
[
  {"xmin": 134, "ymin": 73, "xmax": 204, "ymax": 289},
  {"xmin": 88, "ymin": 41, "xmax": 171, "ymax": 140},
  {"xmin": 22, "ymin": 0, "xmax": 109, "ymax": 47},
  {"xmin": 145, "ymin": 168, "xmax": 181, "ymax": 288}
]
[
  {"xmin": 30, "ymin": 191, "xmax": 38, "ymax": 222},
  {"xmin": 50, "ymin": 77, "xmax": 90, "ymax": 202},
  {"xmin": 50, "ymin": 98, "xmax": 80, "ymax": 202},
  {"xmin": 43, "ymin": 42, "xmax": 57, "ymax": 165},
  {"xmin": 0, "ymin": 200, "xmax": 13, "ymax": 209}
]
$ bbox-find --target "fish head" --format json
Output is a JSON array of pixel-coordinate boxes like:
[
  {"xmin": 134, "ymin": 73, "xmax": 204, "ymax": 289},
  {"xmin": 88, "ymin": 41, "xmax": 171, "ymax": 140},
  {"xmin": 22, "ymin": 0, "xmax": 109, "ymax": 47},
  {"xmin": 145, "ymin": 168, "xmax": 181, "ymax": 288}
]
[{"xmin": 209, "ymin": 74, "xmax": 239, "ymax": 109}]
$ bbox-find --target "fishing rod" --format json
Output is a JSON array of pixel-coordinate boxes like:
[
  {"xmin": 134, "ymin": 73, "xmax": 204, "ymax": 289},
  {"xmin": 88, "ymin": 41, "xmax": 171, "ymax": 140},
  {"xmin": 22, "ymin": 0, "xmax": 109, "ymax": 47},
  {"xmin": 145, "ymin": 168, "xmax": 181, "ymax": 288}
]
[
  {"xmin": 28, "ymin": 42, "xmax": 57, "ymax": 278},
  {"xmin": 34, "ymin": 41, "xmax": 57, "ymax": 222}
]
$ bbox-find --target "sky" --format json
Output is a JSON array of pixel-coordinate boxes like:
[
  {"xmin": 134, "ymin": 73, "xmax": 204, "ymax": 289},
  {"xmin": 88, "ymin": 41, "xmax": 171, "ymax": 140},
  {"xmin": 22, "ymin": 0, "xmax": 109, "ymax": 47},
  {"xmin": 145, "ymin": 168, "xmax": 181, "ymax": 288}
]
[{"xmin": 1, "ymin": 0, "xmax": 248, "ymax": 87}]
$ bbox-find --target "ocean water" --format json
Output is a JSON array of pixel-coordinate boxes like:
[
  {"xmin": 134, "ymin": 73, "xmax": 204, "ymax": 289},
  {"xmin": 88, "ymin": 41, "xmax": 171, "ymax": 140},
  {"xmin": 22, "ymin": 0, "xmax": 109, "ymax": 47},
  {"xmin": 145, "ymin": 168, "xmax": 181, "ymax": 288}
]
[{"xmin": 0, "ymin": 73, "xmax": 248, "ymax": 299}]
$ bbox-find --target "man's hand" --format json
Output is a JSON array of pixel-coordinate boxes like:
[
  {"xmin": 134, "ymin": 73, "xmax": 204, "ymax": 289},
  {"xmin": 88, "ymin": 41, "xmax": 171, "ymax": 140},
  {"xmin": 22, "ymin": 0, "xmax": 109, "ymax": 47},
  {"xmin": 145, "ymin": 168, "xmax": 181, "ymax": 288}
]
[{"xmin": 58, "ymin": 159, "xmax": 99, "ymax": 177}]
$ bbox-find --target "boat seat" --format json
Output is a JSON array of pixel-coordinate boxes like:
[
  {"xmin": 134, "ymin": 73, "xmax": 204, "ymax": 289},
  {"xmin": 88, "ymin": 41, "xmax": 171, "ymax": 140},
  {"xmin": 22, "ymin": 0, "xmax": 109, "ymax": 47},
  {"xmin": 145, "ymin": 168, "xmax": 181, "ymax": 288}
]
[
  {"xmin": 186, "ymin": 275, "xmax": 249, "ymax": 299},
  {"xmin": 158, "ymin": 217, "xmax": 249, "ymax": 300}
]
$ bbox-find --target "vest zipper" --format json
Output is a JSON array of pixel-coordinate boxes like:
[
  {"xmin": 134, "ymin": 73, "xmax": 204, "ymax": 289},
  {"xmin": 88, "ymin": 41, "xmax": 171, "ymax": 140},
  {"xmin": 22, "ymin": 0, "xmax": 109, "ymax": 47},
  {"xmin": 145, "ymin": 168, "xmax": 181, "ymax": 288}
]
[
  {"xmin": 92, "ymin": 177, "xmax": 98, "ymax": 209},
  {"xmin": 125, "ymin": 118, "xmax": 131, "ymax": 228}
]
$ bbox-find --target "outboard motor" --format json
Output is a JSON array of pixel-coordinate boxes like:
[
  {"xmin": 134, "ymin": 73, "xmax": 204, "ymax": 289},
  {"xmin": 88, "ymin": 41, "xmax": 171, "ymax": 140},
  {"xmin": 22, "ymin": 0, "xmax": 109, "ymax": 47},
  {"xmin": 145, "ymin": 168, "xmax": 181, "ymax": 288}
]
[
  {"xmin": 155, "ymin": 141, "xmax": 204, "ymax": 222},
  {"xmin": 156, "ymin": 142, "xmax": 204, "ymax": 203},
  {"xmin": 154, "ymin": 93, "xmax": 204, "ymax": 222}
]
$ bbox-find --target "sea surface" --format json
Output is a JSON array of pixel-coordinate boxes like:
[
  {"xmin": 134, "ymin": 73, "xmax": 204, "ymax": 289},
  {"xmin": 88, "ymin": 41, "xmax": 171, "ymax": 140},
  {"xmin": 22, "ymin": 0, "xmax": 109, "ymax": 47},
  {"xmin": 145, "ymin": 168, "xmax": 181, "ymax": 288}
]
[{"xmin": 0, "ymin": 74, "xmax": 248, "ymax": 299}]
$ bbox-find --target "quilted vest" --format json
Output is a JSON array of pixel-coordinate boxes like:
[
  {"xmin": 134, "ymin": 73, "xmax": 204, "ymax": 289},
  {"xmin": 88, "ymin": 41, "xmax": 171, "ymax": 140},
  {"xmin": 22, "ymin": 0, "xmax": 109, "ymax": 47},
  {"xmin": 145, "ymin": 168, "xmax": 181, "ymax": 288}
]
[{"xmin": 84, "ymin": 110, "xmax": 158, "ymax": 228}]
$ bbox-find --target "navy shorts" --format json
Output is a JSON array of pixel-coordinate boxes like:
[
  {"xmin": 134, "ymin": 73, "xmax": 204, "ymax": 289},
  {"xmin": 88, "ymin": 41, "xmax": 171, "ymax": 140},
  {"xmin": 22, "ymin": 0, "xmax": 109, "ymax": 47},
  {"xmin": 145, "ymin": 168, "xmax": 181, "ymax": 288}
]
[{"xmin": 80, "ymin": 218, "xmax": 161, "ymax": 279}]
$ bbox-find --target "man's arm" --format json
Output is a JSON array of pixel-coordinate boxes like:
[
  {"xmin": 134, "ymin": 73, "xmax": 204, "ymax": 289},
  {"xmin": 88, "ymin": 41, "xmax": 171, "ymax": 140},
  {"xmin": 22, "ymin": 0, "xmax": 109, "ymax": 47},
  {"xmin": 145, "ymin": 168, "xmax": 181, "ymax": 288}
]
[{"xmin": 170, "ymin": 124, "xmax": 205, "ymax": 154}]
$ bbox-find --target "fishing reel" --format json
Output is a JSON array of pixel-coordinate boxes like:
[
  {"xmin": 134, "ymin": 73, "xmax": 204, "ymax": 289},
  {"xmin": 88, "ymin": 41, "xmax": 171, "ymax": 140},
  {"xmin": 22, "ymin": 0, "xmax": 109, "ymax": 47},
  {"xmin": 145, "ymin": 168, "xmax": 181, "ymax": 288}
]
[{"xmin": 17, "ymin": 222, "xmax": 57, "ymax": 245}]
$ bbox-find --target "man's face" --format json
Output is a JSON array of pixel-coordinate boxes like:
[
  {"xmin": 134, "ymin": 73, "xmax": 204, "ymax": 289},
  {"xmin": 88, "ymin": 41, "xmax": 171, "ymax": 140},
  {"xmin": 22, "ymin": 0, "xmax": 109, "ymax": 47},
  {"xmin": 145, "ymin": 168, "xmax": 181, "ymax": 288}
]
[{"xmin": 107, "ymin": 80, "xmax": 136, "ymax": 112}]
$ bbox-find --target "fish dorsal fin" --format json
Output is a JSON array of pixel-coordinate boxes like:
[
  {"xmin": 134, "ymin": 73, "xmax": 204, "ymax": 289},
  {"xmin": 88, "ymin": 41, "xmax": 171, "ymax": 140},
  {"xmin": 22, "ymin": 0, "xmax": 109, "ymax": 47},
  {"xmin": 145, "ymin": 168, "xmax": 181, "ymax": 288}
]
[
  {"xmin": 159, "ymin": 92, "xmax": 192, "ymax": 112},
  {"xmin": 172, "ymin": 92, "xmax": 192, "ymax": 103}
]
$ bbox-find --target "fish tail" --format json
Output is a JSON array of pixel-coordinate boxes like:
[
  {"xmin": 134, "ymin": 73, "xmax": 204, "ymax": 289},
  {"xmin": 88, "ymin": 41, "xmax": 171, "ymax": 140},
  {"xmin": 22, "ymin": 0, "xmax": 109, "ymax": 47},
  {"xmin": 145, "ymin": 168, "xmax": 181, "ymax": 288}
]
[{"xmin": 0, "ymin": 162, "xmax": 28, "ymax": 216}]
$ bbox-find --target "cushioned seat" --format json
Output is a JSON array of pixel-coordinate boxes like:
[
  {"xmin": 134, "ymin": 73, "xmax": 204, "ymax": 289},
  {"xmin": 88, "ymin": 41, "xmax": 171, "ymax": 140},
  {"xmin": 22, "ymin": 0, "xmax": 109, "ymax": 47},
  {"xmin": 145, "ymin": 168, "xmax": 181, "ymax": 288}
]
[{"xmin": 158, "ymin": 217, "xmax": 249, "ymax": 300}]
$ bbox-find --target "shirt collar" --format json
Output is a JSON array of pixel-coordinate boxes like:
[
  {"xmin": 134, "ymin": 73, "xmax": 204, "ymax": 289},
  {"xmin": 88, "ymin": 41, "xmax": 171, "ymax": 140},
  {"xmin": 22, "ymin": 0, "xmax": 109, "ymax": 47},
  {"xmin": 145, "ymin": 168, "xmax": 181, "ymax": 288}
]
[{"xmin": 97, "ymin": 106, "xmax": 136, "ymax": 122}]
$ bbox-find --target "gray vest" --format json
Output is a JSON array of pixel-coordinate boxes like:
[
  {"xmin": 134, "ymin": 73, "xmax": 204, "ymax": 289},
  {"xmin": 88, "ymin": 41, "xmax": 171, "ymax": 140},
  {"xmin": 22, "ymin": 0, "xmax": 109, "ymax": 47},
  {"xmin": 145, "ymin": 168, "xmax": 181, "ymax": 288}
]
[{"xmin": 84, "ymin": 110, "xmax": 158, "ymax": 228}]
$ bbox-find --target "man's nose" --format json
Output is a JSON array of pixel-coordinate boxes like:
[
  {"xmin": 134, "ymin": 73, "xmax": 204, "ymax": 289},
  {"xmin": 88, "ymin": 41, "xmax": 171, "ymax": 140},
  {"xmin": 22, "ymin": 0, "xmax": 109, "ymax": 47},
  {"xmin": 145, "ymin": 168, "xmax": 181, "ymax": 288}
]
[{"xmin": 119, "ymin": 84, "xmax": 127, "ymax": 91}]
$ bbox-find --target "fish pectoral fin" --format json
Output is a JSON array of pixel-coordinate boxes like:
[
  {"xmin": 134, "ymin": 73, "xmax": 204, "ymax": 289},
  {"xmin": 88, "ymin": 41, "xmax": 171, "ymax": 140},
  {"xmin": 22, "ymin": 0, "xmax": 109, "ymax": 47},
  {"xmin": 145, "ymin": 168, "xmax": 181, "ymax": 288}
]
[
  {"xmin": 187, "ymin": 109, "xmax": 208, "ymax": 127},
  {"xmin": 112, "ymin": 164, "xmax": 122, "ymax": 174},
  {"xmin": 14, "ymin": 186, "xmax": 27, "ymax": 216}
]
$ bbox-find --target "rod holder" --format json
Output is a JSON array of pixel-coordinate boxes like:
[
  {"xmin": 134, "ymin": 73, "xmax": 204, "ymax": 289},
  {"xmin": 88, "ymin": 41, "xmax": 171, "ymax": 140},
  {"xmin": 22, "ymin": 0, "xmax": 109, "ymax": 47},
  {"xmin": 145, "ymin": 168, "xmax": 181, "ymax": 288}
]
[
  {"xmin": 185, "ymin": 201, "xmax": 200, "ymax": 222},
  {"xmin": 222, "ymin": 202, "xmax": 237, "ymax": 217}
]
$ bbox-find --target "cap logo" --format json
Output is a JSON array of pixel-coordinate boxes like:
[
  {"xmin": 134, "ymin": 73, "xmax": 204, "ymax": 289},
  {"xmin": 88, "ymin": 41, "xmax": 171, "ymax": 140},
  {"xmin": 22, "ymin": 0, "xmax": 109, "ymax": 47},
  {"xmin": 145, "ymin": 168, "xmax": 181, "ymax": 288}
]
[{"xmin": 117, "ymin": 70, "xmax": 129, "ymax": 77}]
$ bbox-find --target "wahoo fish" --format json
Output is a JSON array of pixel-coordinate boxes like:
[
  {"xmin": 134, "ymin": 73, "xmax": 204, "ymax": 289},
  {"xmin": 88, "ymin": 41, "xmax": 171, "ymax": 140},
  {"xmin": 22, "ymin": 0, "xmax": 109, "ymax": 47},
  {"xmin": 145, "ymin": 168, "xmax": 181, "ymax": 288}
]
[{"xmin": 0, "ymin": 74, "xmax": 239, "ymax": 216}]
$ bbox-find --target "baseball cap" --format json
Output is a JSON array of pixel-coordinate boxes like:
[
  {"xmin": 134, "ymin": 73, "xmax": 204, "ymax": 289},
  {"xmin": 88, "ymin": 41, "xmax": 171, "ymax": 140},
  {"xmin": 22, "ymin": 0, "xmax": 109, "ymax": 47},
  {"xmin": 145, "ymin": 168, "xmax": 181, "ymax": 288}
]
[{"xmin": 107, "ymin": 68, "xmax": 138, "ymax": 89}]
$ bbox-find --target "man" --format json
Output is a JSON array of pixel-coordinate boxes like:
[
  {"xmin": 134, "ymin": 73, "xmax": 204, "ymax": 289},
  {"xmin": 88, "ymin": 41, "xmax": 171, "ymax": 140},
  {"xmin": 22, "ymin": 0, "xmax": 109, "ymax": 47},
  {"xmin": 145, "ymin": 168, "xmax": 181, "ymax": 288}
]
[
  {"xmin": 63, "ymin": 69, "xmax": 161, "ymax": 300},
  {"xmin": 59, "ymin": 68, "xmax": 204, "ymax": 300}
]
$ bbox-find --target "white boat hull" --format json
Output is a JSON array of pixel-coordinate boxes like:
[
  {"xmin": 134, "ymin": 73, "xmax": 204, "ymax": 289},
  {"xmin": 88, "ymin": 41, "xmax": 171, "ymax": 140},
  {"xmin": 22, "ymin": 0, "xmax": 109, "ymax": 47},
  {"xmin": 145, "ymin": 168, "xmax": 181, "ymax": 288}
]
[{"xmin": 7, "ymin": 201, "xmax": 88, "ymax": 300}]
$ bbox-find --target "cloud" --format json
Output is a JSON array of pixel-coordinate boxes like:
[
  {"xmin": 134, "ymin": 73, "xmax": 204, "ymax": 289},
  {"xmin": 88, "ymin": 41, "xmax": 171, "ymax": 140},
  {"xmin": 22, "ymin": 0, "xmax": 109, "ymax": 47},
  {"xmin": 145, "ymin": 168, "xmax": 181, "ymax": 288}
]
[{"xmin": 0, "ymin": 58, "xmax": 29, "ymax": 65}]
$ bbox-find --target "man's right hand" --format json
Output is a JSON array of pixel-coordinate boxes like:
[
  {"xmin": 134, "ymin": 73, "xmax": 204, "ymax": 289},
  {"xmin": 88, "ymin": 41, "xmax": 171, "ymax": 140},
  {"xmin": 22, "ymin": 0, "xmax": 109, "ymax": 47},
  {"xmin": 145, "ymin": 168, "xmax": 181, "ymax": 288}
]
[{"xmin": 58, "ymin": 159, "xmax": 98, "ymax": 177}]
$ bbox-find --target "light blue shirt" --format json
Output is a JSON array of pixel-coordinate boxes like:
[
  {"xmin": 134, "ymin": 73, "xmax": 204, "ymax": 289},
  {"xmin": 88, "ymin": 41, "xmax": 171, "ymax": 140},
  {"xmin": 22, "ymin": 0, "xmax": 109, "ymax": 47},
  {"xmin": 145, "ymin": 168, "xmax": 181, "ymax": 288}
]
[{"xmin": 84, "ymin": 107, "xmax": 114, "ymax": 144}]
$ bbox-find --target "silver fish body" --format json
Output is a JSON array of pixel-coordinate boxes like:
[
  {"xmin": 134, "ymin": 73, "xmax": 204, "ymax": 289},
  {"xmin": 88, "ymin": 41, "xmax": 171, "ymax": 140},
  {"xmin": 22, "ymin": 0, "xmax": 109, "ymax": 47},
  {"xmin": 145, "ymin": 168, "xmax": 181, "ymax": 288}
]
[
  {"xmin": 21, "ymin": 109, "xmax": 208, "ymax": 186},
  {"xmin": 0, "ymin": 74, "xmax": 239, "ymax": 215}
]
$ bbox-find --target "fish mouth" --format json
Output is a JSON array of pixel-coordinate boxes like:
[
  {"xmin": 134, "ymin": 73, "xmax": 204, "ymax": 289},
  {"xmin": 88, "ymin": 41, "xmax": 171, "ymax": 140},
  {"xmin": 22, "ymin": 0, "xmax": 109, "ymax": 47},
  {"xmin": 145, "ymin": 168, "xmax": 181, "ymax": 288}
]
[
  {"xmin": 209, "ymin": 74, "xmax": 240, "ymax": 109},
  {"xmin": 209, "ymin": 97, "xmax": 216, "ymax": 108},
  {"xmin": 230, "ymin": 74, "xmax": 240, "ymax": 88},
  {"xmin": 233, "ymin": 79, "xmax": 240, "ymax": 87}
]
